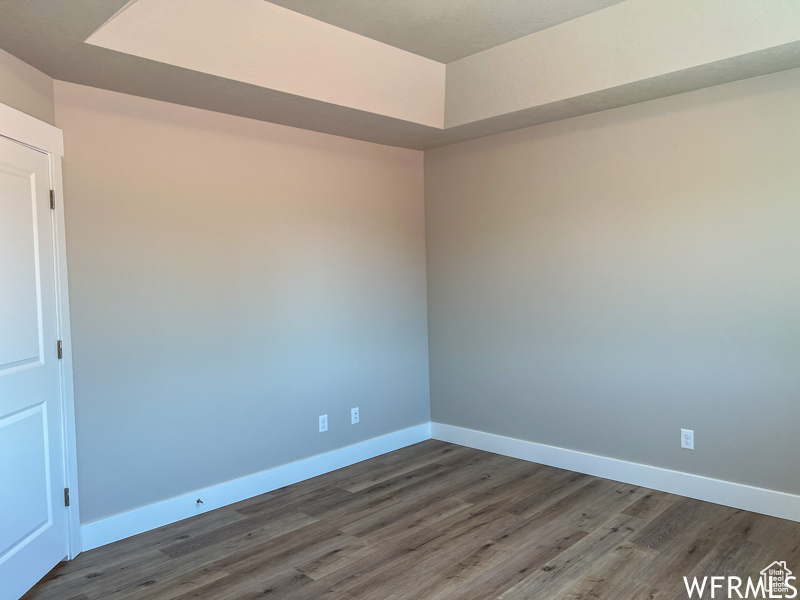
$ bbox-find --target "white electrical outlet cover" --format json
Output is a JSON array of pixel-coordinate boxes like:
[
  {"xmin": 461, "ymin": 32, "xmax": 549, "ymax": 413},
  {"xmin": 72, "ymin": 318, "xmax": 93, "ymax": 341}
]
[
  {"xmin": 319, "ymin": 414, "xmax": 328, "ymax": 433},
  {"xmin": 351, "ymin": 407, "xmax": 359, "ymax": 424},
  {"xmin": 681, "ymin": 428, "xmax": 694, "ymax": 450}
]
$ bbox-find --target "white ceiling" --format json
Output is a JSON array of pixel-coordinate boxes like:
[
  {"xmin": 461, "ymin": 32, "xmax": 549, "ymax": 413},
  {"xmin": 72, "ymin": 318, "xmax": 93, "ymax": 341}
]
[
  {"xmin": 87, "ymin": 0, "xmax": 448, "ymax": 127},
  {"xmin": 2, "ymin": 0, "xmax": 800, "ymax": 149},
  {"xmin": 266, "ymin": 0, "xmax": 626, "ymax": 63}
]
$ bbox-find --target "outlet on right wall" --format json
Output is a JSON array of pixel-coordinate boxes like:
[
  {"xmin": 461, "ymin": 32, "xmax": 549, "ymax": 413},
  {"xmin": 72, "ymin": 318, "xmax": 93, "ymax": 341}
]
[{"xmin": 425, "ymin": 67, "xmax": 800, "ymax": 496}]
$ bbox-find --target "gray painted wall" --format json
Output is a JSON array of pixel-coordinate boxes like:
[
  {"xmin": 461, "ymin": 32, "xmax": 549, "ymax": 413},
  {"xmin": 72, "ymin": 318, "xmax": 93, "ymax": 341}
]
[
  {"xmin": 425, "ymin": 68, "xmax": 800, "ymax": 495},
  {"xmin": 55, "ymin": 82, "xmax": 431, "ymax": 523},
  {"xmin": 0, "ymin": 47, "xmax": 54, "ymax": 125}
]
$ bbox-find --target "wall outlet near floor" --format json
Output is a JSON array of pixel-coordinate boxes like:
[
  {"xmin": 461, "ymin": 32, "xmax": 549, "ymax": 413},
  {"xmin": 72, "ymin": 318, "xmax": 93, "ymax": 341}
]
[
  {"xmin": 319, "ymin": 414, "xmax": 328, "ymax": 433},
  {"xmin": 681, "ymin": 428, "xmax": 694, "ymax": 450},
  {"xmin": 351, "ymin": 407, "xmax": 360, "ymax": 425}
]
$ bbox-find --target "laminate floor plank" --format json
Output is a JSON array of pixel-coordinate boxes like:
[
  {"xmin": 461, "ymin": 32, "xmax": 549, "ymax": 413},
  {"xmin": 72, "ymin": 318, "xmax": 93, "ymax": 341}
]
[
  {"xmin": 121, "ymin": 567, "xmax": 230, "ymax": 600},
  {"xmin": 557, "ymin": 541, "xmax": 657, "ymax": 600},
  {"xmin": 45, "ymin": 508, "xmax": 247, "ymax": 579},
  {"xmin": 503, "ymin": 470, "xmax": 592, "ymax": 518},
  {"xmin": 337, "ymin": 445, "xmax": 470, "ymax": 493},
  {"xmin": 295, "ymin": 537, "xmax": 371, "ymax": 580},
  {"xmin": 24, "ymin": 441, "xmax": 799, "ymax": 600},
  {"xmin": 419, "ymin": 525, "xmax": 589, "ymax": 600},
  {"xmin": 279, "ymin": 528, "xmax": 450, "ymax": 599},
  {"xmin": 631, "ymin": 504, "xmax": 745, "ymax": 586},
  {"xmin": 498, "ymin": 512, "xmax": 645, "ymax": 599},
  {"xmin": 159, "ymin": 511, "xmax": 318, "ymax": 560}
]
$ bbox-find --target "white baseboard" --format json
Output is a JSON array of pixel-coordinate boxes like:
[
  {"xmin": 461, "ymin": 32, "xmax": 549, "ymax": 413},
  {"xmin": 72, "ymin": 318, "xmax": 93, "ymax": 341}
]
[
  {"xmin": 81, "ymin": 423, "xmax": 432, "ymax": 551},
  {"xmin": 432, "ymin": 422, "xmax": 800, "ymax": 523},
  {"xmin": 81, "ymin": 420, "xmax": 800, "ymax": 552}
]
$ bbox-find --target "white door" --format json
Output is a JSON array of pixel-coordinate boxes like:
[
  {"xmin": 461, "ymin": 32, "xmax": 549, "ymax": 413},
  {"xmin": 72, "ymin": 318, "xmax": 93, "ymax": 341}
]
[{"xmin": 0, "ymin": 135, "xmax": 68, "ymax": 600}]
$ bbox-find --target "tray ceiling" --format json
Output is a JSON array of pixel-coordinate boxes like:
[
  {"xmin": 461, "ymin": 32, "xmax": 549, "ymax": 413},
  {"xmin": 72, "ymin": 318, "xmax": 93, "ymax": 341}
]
[{"xmin": 2, "ymin": 0, "xmax": 800, "ymax": 149}]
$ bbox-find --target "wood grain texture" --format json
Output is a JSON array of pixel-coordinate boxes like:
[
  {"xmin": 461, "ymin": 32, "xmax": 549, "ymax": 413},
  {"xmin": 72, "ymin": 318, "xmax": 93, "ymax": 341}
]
[{"xmin": 24, "ymin": 441, "xmax": 800, "ymax": 599}]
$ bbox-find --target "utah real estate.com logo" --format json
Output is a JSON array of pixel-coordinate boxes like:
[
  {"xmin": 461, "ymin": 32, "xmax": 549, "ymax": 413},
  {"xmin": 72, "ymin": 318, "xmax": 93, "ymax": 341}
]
[{"xmin": 684, "ymin": 561, "xmax": 797, "ymax": 598}]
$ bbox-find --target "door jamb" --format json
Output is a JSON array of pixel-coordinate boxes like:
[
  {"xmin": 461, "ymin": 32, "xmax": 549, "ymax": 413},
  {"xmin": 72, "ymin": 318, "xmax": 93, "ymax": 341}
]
[{"xmin": 0, "ymin": 101, "xmax": 81, "ymax": 559}]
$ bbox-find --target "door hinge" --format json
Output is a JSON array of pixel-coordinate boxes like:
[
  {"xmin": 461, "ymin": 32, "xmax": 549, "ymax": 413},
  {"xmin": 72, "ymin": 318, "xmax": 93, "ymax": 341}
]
[
  {"xmin": 64, "ymin": 488, "xmax": 70, "ymax": 507},
  {"xmin": 57, "ymin": 340, "xmax": 63, "ymax": 359},
  {"xmin": 50, "ymin": 189, "xmax": 56, "ymax": 210}
]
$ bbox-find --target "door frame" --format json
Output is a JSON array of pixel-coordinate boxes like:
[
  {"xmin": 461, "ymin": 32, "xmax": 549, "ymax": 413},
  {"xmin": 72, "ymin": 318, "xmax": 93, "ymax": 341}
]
[{"xmin": 1, "ymin": 101, "xmax": 81, "ymax": 559}]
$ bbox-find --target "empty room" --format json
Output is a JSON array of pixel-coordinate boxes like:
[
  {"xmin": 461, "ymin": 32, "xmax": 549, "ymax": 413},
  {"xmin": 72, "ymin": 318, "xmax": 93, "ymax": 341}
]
[{"xmin": 1, "ymin": 1, "xmax": 799, "ymax": 599}]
